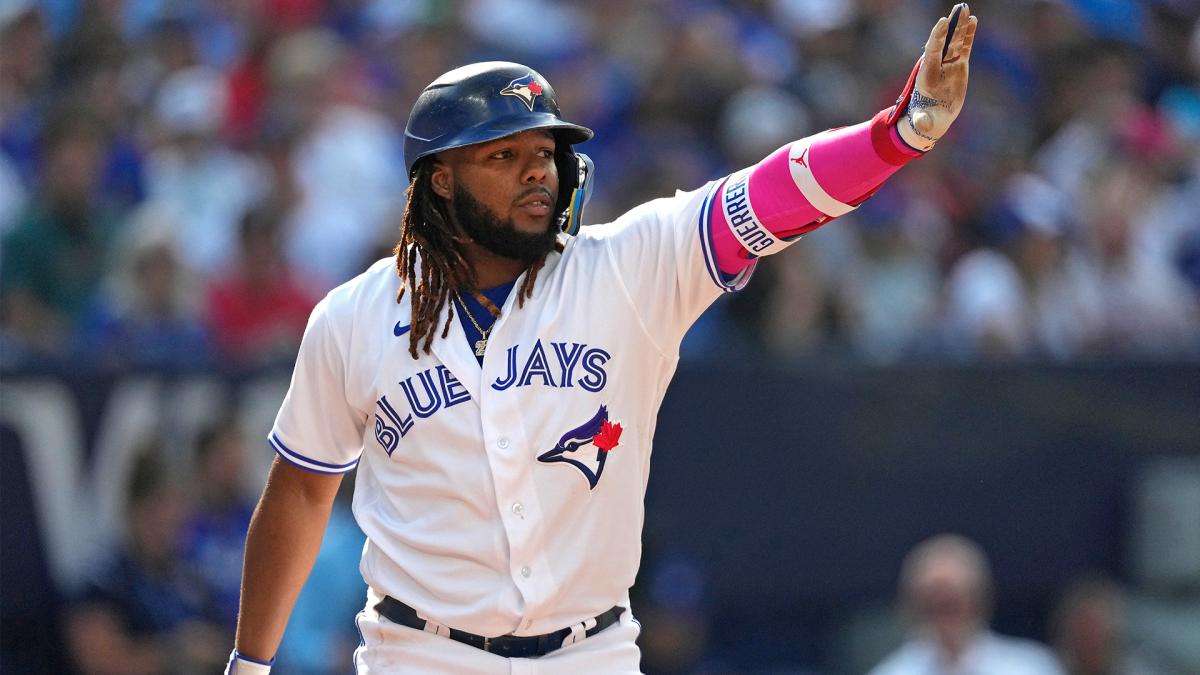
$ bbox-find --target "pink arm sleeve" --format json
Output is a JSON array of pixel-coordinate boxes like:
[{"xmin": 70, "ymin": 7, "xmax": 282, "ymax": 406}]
[{"xmin": 711, "ymin": 110, "xmax": 924, "ymax": 274}]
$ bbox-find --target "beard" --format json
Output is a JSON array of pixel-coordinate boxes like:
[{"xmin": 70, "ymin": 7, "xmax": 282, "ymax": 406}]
[{"xmin": 451, "ymin": 182, "xmax": 559, "ymax": 263}]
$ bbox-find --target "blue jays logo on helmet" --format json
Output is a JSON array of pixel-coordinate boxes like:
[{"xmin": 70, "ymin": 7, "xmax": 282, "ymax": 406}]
[
  {"xmin": 537, "ymin": 405, "xmax": 623, "ymax": 490},
  {"xmin": 402, "ymin": 62, "xmax": 595, "ymax": 234},
  {"xmin": 500, "ymin": 75, "xmax": 544, "ymax": 111}
]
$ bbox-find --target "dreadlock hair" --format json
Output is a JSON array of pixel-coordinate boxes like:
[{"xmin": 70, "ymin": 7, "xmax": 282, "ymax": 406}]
[{"xmin": 393, "ymin": 157, "xmax": 565, "ymax": 359}]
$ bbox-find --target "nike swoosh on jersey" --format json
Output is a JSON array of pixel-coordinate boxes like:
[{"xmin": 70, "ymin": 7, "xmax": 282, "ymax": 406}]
[{"xmin": 393, "ymin": 322, "xmax": 411, "ymax": 337}]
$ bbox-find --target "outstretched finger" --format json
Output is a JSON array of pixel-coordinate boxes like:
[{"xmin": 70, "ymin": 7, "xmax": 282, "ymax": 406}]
[
  {"xmin": 919, "ymin": 16, "xmax": 949, "ymax": 90},
  {"xmin": 957, "ymin": 16, "xmax": 979, "ymax": 62},
  {"xmin": 940, "ymin": 4, "xmax": 970, "ymax": 64},
  {"xmin": 923, "ymin": 16, "xmax": 950, "ymax": 71}
]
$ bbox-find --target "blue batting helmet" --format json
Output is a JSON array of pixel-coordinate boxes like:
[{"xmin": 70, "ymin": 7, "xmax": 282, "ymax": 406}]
[{"xmin": 403, "ymin": 62, "xmax": 596, "ymax": 235}]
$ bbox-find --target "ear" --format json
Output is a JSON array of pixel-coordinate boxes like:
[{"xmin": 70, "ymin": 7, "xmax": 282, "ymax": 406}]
[{"xmin": 429, "ymin": 160, "xmax": 453, "ymax": 200}]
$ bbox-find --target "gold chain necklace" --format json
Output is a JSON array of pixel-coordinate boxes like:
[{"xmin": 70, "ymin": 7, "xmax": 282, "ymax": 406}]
[{"xmin": 455, "ymin": 292, "xmax": 497, "ymax": 356}]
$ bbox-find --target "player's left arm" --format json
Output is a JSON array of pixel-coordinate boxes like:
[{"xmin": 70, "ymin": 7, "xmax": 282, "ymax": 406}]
[{"xmin": 709, "ymin": 3, "xmax": 978, "ymax": 273}]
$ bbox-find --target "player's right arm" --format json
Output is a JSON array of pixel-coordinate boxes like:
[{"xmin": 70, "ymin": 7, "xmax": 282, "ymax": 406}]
[
  {"xmin": 227, "ymin": 290, "xmax": 367, "ymax": 673},
  {"xmin": 230, "ymin": 457, "xmax": 343, "ymax": 670}
]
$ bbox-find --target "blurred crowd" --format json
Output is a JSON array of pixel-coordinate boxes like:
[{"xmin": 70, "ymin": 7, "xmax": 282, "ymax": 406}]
[
  {"xmin": 63, "ymin": 423, "xmax": 251, "ymax": 675},
  {"xmin": 635, "ymin": 533, "xmax": 1197, "ymax": 675},
  {"xmin": 51, "ymin": 416, "xmax": 366, "ymax": 675},
  {"xmin": 1, "ymin": 0, "xmax": 1197, "ymax": 369}
]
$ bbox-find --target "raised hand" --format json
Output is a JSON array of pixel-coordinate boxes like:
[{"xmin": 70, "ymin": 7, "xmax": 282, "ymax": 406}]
[{"xmin": 899, "ymin": 3, "xmax": 979, "ymax": 151}]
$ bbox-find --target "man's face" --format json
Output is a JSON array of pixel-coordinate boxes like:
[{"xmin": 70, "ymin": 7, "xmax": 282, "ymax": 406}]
[
  {"xmin": 910, "ymin": 554, "xmax": 985, "ymax": 652},
  {"xmin": 431, "ymin": 129, "xmax": 560, "ymax": 262}
]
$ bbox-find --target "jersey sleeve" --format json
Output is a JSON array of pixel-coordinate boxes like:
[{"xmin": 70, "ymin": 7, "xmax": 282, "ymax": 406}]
[
  {"xmin": 586, "ymin": 180, "xmax": 756, "ymax": 356},
  {"xmin": 268, "ymin": 296, "xmax": 366, "ymax": 474}
]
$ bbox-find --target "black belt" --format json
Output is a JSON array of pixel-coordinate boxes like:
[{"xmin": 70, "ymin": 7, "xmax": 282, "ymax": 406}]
[{"xmin": 374, "ymin": 596, "xmax": 625, "ymax": 658}]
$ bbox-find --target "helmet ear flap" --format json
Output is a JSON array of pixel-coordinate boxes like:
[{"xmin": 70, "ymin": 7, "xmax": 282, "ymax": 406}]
[{"xmin": 555, "ymin": 150, "xmax": 594, "ymax": 236}]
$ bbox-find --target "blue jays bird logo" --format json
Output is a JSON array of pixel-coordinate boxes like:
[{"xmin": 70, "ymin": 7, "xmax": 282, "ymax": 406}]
[
  {"xmin": 537, "ymin": 405, "xmax": 623, "ymax": 490},
  {"xmin": 500, "ymin": 75, "xmax": 544, "ymax": 111}
]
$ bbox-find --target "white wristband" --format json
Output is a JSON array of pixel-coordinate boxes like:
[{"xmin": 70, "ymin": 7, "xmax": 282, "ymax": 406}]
[{"xmin": 225, "ymin": 649, "xmax": 273, "ymax": 675}]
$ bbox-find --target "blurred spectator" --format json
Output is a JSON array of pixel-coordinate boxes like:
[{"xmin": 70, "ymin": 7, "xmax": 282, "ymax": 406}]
[
  {"xmin": 27, "ymin": 2, "xmax": 148, "ymax": 210},
  {"xmin": 276, "ymin": 475, "xmax": 367, "ymax": 675},
  {"xmin": 1051, "ymin": 574, "xmax": 1174, "ymax": 675},
  {"xmin": 1073, "ymin": 165, "xmax": 1199, "ymax": 357},
  {"xmin": 180, "ymin": 417, "xmax": 256, "ymax": 631},
  {"xmin": 0, "ymin": 151, "xmax": 25, "ymax": 236},
  {"xmin": 840, "ymin": 200, "xmax": 943, "ymax": 363},
  {"xmin": 942, "ymin": 171, "xmax": 1101, "ymax": 361},
  {"xmin": 635, "ymin": 549, "xmax": 715, "ymax": 675},
  {"xmin": 718, "ymin": 84, "xmax": 811, "ymax": 176},
  {"xmin": 940, "ymin": 246, "xmax": 1032, "ymax": 359},
  {"xmin": 869, "ymin": 533, "xmax": 1066, "ymax": 675},
  {"xmin": 64, "ymin": 442, "xmax": 227, "ymax": 675},
  {"xmin": 120, "ymin": 17, "xmax": 202, "ymax": 112},
  {"xmin": 0, "ymin": 0, "xmax": 50, "ymax": 186},
  {"xmin": 758, "ymin": 242, "xmax": 834, "ymax": 356},
  {"xmin": 462, "ymin": 0, "xmax": 592, "ymax": 59},
  {"xmin": 224, "ymin": 19, "xmax": 274, "ymax": 149},
  {"xmin": 205, "ymin": 200, "xmax": 317, "ymax": 364},
  {"xmin": 1, "ymin": 108, "xmax": 122, "ymax": 356},
  {"xmin": 267, "ymin": 28, "xmax": 405, "ymax": 291},
  {"xmin": 1001, "ymin": 173, "xmax": 1105, "ymax": 360},
  {"xmin": 74, "ymin": 205, "xmax": 212, "ymax": 369},
  {"xmin": 144, "ymin": 65, "xmax": 269, "ymax": 278}
]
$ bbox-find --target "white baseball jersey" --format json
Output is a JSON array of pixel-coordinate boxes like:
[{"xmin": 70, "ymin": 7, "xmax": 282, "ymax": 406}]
[{"xmin": 269, "ymin": 177, "xmax": 757, "ymax": 639}]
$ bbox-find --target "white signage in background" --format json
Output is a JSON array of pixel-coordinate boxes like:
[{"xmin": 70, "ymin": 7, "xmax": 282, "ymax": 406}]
[
  {"xmin": 1132, "ymin": 457, "xmax": 1200, "ymax": 590},
  {"xmin": 0, "ymin": 374, "xmax": 288, "ymax": 592},
  {"xmin": 0, "ymin": 380, "xmax": 88, "ymax": 590}
]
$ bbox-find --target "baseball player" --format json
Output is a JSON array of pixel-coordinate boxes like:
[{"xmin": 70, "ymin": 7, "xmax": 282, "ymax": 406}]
[{"xmin": 227, "ymin": 5, "xmax": 979, "ymax": 673}]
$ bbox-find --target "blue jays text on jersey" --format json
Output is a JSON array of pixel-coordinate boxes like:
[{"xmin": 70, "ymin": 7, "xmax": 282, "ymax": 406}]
[{"xmin": 373, "ymin": 339, "xmax": 611, "ymax": 456}]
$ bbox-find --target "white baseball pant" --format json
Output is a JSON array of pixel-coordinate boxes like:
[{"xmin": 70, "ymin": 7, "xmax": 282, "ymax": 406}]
[{"xmin": 352, "ymin": 589, "xmax": 643, "ymax": 674}]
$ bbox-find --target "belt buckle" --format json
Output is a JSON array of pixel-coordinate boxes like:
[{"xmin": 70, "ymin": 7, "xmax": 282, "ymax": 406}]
[{"xmin": 482, "ymin": 636, "xmax": 491, "ymax": 653}]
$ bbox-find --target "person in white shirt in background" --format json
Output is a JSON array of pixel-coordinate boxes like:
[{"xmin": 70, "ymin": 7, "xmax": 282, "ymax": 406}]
[
  {"xmin": 144, "ymin": 66, "xmax": 268, "ymax": 279},
  {"xmin": 870, "ymin": 533, "xmax": 1066, "ymax": 675}
]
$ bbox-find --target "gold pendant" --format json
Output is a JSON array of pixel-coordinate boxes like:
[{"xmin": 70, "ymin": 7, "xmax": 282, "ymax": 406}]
[{"xmin": 475, "ymin": 338, "xmax": 487, "ymax": 356}]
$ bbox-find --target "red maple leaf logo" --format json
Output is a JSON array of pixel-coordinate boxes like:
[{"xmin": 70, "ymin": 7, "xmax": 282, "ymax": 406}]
[
  {"xmin": 527, "ymin": 80, "xmax": 543, "ymax": 95},
  {"xmin": 592, "ymin": 420, "xmax": 622, "ymax": 452}
]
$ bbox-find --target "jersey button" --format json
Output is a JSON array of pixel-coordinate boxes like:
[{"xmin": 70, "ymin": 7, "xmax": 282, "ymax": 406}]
[
  {"xmin": 497, "ymin": 437, "xmax": 510, "ymax": 449},
  {"xmin": 520, "ymin": 566, "xmax": 532, "ymax": 578},
  {"xmin": 511, "ymin": 502, "xmax": 525, "ymax": 518}
]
